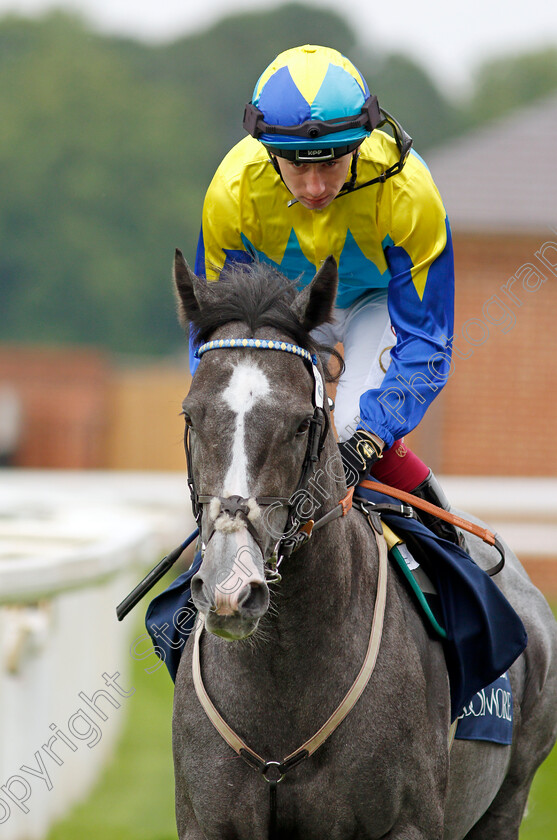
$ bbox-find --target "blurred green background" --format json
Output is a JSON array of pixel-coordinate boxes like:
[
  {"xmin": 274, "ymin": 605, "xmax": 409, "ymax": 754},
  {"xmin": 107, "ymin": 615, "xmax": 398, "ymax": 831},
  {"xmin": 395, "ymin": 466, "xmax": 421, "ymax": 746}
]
[{"xmin": 2, "ymin": 2, "xmax": 557, "ymax": 355}]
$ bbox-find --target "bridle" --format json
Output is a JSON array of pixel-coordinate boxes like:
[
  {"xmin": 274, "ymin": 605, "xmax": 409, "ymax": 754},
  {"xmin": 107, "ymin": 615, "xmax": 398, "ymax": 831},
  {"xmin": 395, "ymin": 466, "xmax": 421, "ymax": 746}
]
[
  {"xmin": 114, "ymin": 334, "xmax": 356, "ymax": 621},
  {"xmin": 186, "ymin": 337, "xmax": 350, "ymax": 578}
]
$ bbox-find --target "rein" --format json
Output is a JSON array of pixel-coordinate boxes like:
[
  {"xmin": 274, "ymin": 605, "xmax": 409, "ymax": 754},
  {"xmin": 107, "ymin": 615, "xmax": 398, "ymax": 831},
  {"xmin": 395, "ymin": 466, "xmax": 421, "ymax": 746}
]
[{"xmin": 358, "ymin": 480, "xmax": 506, "ymax": 575}]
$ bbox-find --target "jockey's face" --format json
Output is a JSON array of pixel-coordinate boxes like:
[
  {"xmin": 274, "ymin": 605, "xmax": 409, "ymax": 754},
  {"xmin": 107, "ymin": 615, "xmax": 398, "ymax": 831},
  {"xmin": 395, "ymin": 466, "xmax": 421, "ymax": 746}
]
[{"xmin": 275, "ymin": 152, "xmax": 354, "ymax": 211}]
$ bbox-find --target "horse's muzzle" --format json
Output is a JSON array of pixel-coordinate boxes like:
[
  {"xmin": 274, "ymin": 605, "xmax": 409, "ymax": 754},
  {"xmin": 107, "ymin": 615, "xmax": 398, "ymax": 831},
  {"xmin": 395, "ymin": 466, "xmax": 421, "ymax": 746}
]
[{"xmin": 191, "ymin": 533, "xmax": 270, "ymax": 640}]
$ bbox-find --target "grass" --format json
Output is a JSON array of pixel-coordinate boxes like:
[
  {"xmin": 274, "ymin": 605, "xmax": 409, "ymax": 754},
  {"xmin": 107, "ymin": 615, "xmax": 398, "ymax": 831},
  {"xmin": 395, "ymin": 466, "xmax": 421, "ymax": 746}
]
[
  {"xmin": 47, "ymin": 605, "xmax": 557, "ymax": 840},
  {"xmin": 46, "ymin": 615, "xmax": 177, "ymax": 840},
  {"xmin": 520, "ymin": 741, "xmax": 557, "ymax": 839}
]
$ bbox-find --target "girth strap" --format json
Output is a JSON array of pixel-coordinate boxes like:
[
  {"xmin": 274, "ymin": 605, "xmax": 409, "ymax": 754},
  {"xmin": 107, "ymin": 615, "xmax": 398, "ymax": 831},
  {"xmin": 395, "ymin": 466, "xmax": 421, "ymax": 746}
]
[{"xmin": 287, "ymin": 520, "xmax": 387, "ymax": 759}]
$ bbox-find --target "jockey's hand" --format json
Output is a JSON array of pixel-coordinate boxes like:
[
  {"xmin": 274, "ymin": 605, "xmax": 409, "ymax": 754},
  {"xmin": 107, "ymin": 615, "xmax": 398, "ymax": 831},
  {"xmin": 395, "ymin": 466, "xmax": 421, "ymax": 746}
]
[{"xmin": 338, "ymin": 431, "xmax": 383, "ymax": 487}]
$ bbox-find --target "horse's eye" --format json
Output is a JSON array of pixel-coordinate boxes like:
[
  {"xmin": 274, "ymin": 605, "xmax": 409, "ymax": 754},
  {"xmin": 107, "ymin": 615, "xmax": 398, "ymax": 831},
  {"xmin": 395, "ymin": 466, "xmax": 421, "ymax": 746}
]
[
  {"xmin": 181, "ymin": 410, "xmax": 193, "ymax": 428},
  {"xmin": 296, "ymin": 418, "xmax": 311, "ymax": 436}
]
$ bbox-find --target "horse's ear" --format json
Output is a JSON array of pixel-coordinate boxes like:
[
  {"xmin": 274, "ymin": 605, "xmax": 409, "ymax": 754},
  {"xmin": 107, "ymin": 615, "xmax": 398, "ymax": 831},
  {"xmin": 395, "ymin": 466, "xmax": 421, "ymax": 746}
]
[
  {"xmin": 290, "ymin": 255, "xmax": 338, "ymax": 332},
  {"xmin": 173, "ymin": 249, "xmax": 212, "ymax": 327}
]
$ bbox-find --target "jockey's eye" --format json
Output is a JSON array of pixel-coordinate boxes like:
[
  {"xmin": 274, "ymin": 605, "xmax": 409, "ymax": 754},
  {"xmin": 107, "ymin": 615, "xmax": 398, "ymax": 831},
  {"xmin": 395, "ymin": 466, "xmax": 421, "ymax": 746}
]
[{"xmin": 296, "ymin": 417, "xmax": 312, "ymax": 436}]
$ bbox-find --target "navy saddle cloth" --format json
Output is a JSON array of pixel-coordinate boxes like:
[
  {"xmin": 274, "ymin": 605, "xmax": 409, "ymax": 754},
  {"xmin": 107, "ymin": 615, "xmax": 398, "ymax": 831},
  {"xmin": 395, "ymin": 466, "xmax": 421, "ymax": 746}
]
[
  {"xmin": 145, "ymin": 551, "xmax": 202, "ymax": 682},
  {"xmin": 356, "ymin": 483, "xmax": 527, "ymax": 720},
  {"xmin": 146, "ymin": 485, "xmax": 527, "ymax": 721}
]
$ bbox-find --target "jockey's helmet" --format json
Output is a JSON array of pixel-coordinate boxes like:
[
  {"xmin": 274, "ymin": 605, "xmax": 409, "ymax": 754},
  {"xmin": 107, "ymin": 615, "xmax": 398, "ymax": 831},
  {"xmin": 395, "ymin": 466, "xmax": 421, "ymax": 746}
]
[{"xmin": 243, "ymin": 44, "xmax": 383, "ymax": 163}]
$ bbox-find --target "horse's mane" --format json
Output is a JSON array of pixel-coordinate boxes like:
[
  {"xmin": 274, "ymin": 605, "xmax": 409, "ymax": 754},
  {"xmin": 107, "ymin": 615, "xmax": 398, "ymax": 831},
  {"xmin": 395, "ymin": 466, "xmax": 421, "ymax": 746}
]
[{"xmin": 190, "ymin": 261, "xmax": 342, "ymax": 381}]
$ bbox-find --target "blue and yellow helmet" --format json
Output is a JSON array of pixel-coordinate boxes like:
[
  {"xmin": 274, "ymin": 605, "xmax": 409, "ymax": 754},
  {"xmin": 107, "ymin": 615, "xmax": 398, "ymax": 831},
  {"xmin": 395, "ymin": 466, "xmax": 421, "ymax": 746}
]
[{"xmin": 243, "ymin": 44, "xmax": 382, "ymax": 162}]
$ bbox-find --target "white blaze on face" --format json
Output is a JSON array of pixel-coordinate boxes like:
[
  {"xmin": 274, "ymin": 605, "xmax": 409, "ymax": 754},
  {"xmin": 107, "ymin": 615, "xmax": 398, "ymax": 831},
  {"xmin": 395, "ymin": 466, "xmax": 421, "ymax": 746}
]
[{"xmin": 222, "ymin": 361, "xmax": 270, "ymax": 497}]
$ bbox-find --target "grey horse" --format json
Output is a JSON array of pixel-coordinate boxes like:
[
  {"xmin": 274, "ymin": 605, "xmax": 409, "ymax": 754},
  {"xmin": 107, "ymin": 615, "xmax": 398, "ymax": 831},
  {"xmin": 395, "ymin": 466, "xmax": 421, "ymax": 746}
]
[{"xmin": 171, "ymin": 250, "xmax": 557, "ymax": 839}]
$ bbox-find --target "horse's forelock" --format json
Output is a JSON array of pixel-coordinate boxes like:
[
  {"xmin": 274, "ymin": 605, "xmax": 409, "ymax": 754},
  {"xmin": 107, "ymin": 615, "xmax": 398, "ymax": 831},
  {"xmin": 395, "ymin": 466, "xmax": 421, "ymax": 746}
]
[
  {"xmin": 190, "ymin": 261, "xmax": 344, "ymax": 383},
  {"xmin": 190, "ymin": 262, "xmax": 313, "ymax": 349}
]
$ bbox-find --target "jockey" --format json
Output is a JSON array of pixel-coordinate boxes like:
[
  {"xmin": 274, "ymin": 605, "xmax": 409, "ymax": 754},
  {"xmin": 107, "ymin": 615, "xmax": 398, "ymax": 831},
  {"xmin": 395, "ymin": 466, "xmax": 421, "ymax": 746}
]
[
  {"xmin": 191, "ymin": 44, "xmax": 458, "ymax": 543},
  {"xmin": 137, "ymin": 47, "xmax": 530, "ymax": 685}
]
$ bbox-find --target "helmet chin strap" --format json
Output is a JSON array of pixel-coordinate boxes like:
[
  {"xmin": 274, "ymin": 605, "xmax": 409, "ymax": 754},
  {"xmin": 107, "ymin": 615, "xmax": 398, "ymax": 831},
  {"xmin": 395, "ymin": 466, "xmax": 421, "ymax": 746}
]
[
  {"xmin": 267, "ymin": 150, "xmax": 283, "ymax": 178},
  {"xmin": 343, "ymin": 151, "xmax": 360, "ymax": 192}
]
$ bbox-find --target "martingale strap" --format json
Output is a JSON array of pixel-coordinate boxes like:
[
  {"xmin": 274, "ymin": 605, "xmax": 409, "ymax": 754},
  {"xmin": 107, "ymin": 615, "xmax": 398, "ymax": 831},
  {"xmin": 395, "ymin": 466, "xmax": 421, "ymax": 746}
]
[{"xmin": 191, "ymin": 522, "xmax": 388, "ymax": 782}]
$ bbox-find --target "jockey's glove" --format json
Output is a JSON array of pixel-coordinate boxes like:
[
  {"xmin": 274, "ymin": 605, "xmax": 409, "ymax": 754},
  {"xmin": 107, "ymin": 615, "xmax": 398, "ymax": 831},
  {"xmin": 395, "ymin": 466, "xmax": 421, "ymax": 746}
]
[{"xmin": 338, "ymin": 430, "xmax": 383, "ymax": 487}]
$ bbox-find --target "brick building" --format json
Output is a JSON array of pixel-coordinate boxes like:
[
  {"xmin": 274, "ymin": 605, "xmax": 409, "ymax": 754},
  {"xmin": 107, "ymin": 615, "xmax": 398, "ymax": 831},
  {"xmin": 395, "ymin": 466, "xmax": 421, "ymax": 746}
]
[
  {"xmin": 407, "ymin": 93, "xmax": 557, "ymax": 476},
  {"xmin": 0, "ymin": 345, "xmax": 111, "ymax": 468},
  {"xmin": 0, "ymin": 345, "xmax": 190, "ymax": 470}
]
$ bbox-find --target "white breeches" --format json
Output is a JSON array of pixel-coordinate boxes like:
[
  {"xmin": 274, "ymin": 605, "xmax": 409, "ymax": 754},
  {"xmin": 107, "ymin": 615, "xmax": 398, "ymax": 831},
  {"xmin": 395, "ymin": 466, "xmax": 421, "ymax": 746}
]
[{"xmin": 311, "ymin": 290, "xmax": 395, "ymax": 442}]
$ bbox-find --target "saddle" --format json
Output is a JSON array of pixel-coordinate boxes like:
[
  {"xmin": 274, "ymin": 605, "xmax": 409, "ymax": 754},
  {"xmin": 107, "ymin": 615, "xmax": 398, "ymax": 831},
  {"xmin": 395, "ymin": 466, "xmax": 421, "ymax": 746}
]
[{"xmin": 354, "ymin": 482, "xmax": 527, "ymax": 722}]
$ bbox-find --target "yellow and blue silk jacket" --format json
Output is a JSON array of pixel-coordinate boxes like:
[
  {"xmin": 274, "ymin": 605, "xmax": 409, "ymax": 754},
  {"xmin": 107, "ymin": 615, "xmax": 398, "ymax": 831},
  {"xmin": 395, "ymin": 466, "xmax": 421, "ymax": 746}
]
[{"xmin": 192, "ymin": 132, "xmax": 454, "ymax": 447}]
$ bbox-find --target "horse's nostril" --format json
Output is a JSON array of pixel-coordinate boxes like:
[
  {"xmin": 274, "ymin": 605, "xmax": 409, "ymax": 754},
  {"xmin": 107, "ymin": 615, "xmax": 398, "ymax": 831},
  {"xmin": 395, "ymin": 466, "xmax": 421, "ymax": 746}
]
[
  {"xmin": 191, "ymin": 574, "xmax": 214, "ymax": 611},
  {"xmin": 237, "ymin": 581, "xmax": 270, "ymax": 618}
]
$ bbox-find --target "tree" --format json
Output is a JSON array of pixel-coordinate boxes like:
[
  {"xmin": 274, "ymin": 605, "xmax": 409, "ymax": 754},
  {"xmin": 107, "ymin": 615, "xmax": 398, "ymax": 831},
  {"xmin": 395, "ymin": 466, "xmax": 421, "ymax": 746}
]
[
  {"xmin": 0, "ymin": 12, "xmax": 214, "ymax": 352},
  {"xmin": 470, "ymin": 46, "xmax": 557, "ymax": 124},
  {"xmin": 5, "ymin": 6, "xmax": 548, "ymax": 355},
  {"xmin": 355, "ymin": 51, "xmax": 466, "ymax": 152}
]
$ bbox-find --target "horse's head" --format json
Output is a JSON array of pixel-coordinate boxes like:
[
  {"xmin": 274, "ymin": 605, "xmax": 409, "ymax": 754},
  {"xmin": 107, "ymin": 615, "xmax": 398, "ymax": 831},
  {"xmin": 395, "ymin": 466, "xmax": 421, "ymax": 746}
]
[{"xmin": 174, "ymin": 251, "xmax": 342, "ymax": 640}]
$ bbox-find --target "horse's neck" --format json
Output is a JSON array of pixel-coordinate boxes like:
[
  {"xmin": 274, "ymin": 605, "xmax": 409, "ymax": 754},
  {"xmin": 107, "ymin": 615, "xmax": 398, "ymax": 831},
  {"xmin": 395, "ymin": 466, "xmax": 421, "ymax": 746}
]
[
  {"xmin": 268, "ymin": 446, "xmax": 375, "ymax": 649},
  {"xmin": 275, "ymin": 515, "xmax": 374, "ymax": 635}
]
